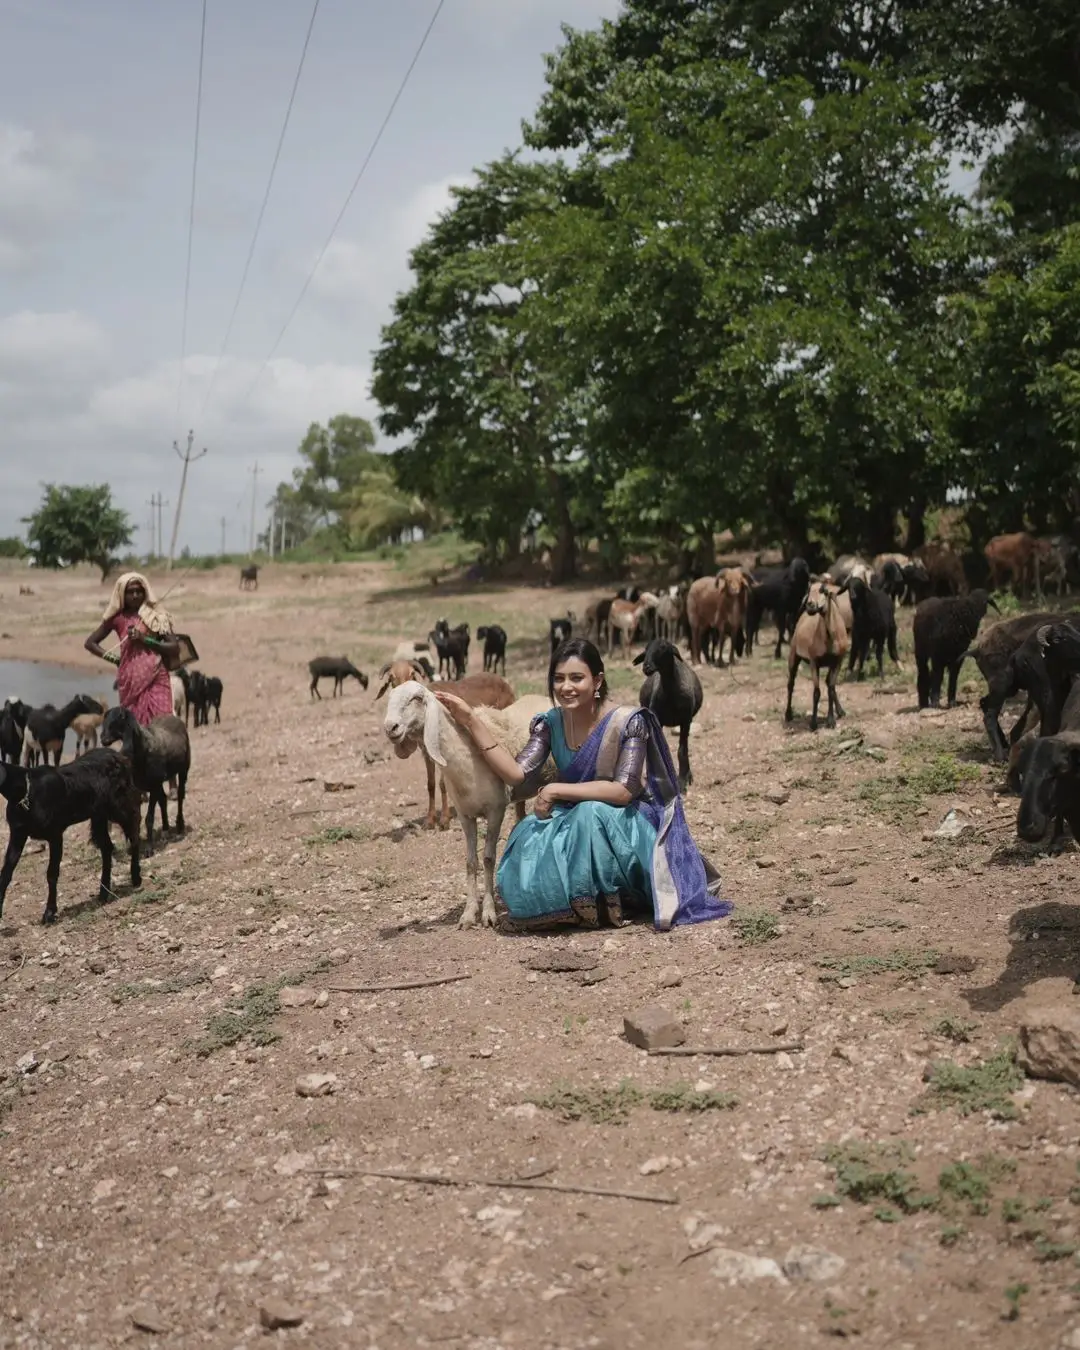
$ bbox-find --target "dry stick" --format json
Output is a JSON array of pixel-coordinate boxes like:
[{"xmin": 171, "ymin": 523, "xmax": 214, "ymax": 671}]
[
  {"xmin": 2, "ymin": 955, "xmax": 26, "ymax": 983},
  {"xmin": 311, "ymin": 1165, "xmax": 678, "ymax": 1206},
  {"xmin": 648, "ymin": 1042, "xmax": 805, "ymax": 1058},
  {"xmin": 327, "ymin": 973, "xmax": 471, "ymax": 994}
]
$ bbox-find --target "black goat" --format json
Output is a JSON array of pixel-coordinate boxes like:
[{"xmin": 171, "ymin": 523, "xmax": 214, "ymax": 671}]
[
  {"xmin": 1016, "ymin": 731, "xmax": 1080, "ymax": 852},
  {"xmin": 847, "ymin": 577, "xmax": 900, "ymax": 679},
  {"xmin": 25, "ymin": 694, "xmax": 103, "ymax": 767},
  {"xmin": 431, "ymin": 620, "xmax": 470, "ymax": 679},
  {"xmin": 101, "ymin": 707, "xmax": 190, "ymax": 850},
  {"xmin": 202, "ymin": 676, "xmax": 223, "ymax": 723},
  {"xmin": 1, "ymin": 698, "xmax": 27, "ymax": 765},
  {"xmin": 745, "ymin": 558, "xmax": 810, "ymax": 658},
  {"xmin": 308, "ymin": 656, "xmax": 368, "ymax": 700},
  {"xmin": 874, "ymin": 559, "xmax": 905, "ymax": 602},
  {"xmin": 980, "ymin": 620, "xmax": 1080, "ymax": 762},
  {"xmin": 476, "ymin": 625, "xmax": 508, "ymax": 676},
  {"xmin": 549, "ymin": 614, "xmax": 574, "ymax": 654},
  {"xmin": 913, "ymin": 590, "xmax": 999, "ymax": 709},
  {"xmin": 239, "ymin": 564, "xmax": 259, "ymax": 590},
  {"xmin": 0, "ymin": 750, "xmax": 142, "ymax": 924},
  {"xmin": 633, "ymin": 638, "xmax": 702, "ymax": 791}
]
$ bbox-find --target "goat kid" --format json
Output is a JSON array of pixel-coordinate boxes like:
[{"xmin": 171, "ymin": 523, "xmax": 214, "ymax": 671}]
[{"xmin": 785, "ymin": 582, "xmax": 850, "ymax": 730}]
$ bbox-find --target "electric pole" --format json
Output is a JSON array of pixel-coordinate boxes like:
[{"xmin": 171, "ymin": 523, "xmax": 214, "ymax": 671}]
[
  {"xmin": 248, "ymin": 461, "xmax": 262, "ymax": 557},
  {"xmin": 167, "ymin": 430, "xmax": 208, "ymax": 571},
  {"xmin": 146, "ymin": 497, "xmax": 156, "ymax": 557},
  {"xmin": 219, "ymin": 516, "xmax": 227, "ymax": 556},
  {"xmin": 279, "ymin": 513, "xmax": 286, "ymax": 556}
]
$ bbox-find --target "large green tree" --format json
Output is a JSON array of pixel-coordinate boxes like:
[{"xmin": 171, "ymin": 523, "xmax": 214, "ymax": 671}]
[
  {"xmin": 23, "ymin": 484, "xmax": 133, "ymax": 581},
  {"xmin": 372, "ymin": 157, "xmax": 590, "ymax": 581}
]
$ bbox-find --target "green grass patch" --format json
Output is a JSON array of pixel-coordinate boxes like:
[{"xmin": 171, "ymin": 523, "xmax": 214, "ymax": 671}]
[
  {"xmin": 817, "ymin": 948, "xmax": 940, "ymax": 980},
  {"xmin": 857, "ymin": 753, "xmax": 981, "ymax": 822},
  {"xmin": 731, "ymin": 907, "xmax": 781, "ymax": 945},
  {"xmin": 929, "ymin": 1015, "xmax": 977, "ymax": 1044},
  {"xmin": 915, "ymin": 1046, "xmax": 1023, "ymax": 1120},
  {"xmin": 532, "ymin": 1080, "xmax": 738, "ymax": 1125},
  {"xmin": 819, "ymin": 1142, "xmax": 937, "ymax": 1218},
  {"xmin": 304, "ymin": 825, "xmax": 369, "ymax": 846},
  {"xmin": 111, "ymin": 970, "xmax": 210, "ymax": 1003},
  {"xmin": 189, "ymin": 958, "xmax": 331, "ymax": 1057}
]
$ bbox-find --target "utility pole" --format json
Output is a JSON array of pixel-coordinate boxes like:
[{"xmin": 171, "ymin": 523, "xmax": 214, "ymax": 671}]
[
  {"xmin": 279, "ymin": 513, "xmax": 286, "ymax": 556},
  {"xmin": 156, "ymin": 494, "xmax": 168, "ymax": 562},
  {"xmin": 167, "ymin": 430, "xmax": 208, "ymax": 571},
  {"xmin": 248, "ymin": 461, "xmax": 262, "ymax": 557},
  {"xmin": 219, "ymin": 516, "xmax": 227, "ymax": 556},
  {"xmin": 268, "ymin": 511, "xmax": 275, "ymax": 560}
]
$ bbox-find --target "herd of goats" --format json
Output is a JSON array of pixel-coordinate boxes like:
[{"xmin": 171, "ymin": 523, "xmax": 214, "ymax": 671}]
[{"xmin": 0, "ymin": 528, "xmax": 1078, "ymax": 931}]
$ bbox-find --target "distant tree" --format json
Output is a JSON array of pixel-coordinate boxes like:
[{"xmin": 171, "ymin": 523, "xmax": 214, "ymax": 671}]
[
  {"xmin": 293, "ymin": 414, "xmax": 379, "ymax": 525},
  {"xmin": 0, "ymin": 537, "xmax": 27, "ymax": 558},
  {"xmin": 23, "ymin": 484, "xmax": 133, "ymax": 582}
]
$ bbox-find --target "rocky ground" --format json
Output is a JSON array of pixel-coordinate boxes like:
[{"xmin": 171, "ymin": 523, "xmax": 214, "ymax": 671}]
[{"xmin": 1, "ymin": 559, "xmax": 1079, "ymax": 1350}]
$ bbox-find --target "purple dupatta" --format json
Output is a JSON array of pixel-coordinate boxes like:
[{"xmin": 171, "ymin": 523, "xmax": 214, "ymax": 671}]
[{"xmin": 560, "ymin": 706, "xmax": 731, "ymax": 930}]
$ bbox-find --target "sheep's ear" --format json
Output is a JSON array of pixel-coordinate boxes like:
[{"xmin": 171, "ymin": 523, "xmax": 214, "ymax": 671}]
[
  {"xmin": 632, "ymin": 651, "xmax": 646, "ymax": 666},
  {"xmin": 423, "ymin": 695, "xmax": 447, "ymax": 767}
]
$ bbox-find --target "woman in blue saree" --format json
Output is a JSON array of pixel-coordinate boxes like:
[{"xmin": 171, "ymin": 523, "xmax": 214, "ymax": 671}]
[{"xmin": 434, "ymin": 639, "xmax": 730, "ymax": 932}]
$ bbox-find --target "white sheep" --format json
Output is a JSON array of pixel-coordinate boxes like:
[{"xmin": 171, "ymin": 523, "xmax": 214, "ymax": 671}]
[{"xmin": 383, "ymin": 681, "xmax": 549, "ymax": 928}]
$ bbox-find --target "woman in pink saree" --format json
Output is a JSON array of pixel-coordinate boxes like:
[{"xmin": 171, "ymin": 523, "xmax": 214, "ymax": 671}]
[{"xmin": 85, "ymin": 573, "xmax": 179, "ymax": 726}]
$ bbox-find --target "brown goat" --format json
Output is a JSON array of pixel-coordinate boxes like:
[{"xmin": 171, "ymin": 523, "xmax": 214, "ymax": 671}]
[
  {"xmin": 71, "ymin": 697, "xmax": 109, "ymax": 757},
  {"xmin": 785, "ymin": 581, "xmax": 850, "ymax": 730},
  {"xmin": 985, "ymin": 532, "xmax": 1040, "ymax": 595},
  {"xmin": 608, "ymin": 593, "xmax": 659, "ymax": 658},
  {"xmin": 686, "ymin": 570, "xmax": 752, "ymax": 665},
  {"xmin": 374, "ymin": 666, "xmax": 516, "ymax": 828}
]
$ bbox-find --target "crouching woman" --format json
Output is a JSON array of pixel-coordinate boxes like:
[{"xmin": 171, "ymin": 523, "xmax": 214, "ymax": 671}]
[{"xmin": 434, "ymin": 638, "xmax": 731, "ymax": 932}]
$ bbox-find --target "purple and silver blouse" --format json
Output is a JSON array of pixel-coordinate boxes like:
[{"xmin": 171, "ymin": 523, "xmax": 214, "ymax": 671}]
[{"xmin": 516, "ymin": 711, "xmax": 650, "ymax": 797}]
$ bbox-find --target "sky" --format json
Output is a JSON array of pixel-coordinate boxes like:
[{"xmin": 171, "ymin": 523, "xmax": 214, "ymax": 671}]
[{"xmin": 0, "ymin": 0, "xmax": 620, "ymax": 556}]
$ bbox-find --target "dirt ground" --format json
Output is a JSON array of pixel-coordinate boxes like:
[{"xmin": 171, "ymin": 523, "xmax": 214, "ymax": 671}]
[{"xmin": 2, "ymin": 559, "xmax": 1079, "ymax": 1350}]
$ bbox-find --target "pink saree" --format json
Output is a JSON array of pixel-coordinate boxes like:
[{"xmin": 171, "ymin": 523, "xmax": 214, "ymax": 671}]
[{"xmin": 108, "ymin": 613, "xmax": 172, "ymax": 726}]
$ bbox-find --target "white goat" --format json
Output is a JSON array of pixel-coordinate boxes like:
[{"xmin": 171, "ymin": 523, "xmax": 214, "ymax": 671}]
[
  {"xmin": 170, "ymin": 674, "xmax": 185, "ymax": 720},
  {"xmin": 608, "ymin": 591, "xmax": 661, "ymax": 658},
  {"xmin": 383, "ymin": 681, "xmax": 549, "ymax": 928},
  {"xmin": 655, "ymin": 585, "xmax": 685, "ymax": 642}
]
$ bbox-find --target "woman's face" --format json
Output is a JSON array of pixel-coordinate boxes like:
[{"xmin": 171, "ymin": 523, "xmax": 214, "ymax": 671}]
[
  {"xmin": 123, "ymin": 580, "xmax": 146, "ymax": 610},
  {"xmin": 552, "ymin": 657, "xmax": 600, "ymax": 711}
]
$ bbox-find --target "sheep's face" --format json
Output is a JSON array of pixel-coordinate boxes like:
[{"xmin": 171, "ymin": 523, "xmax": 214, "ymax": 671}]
[
  {"xmin": 383, "ymin": 681, "xmax": 430, "ymax": 761},
  {"xmin": 100, "ymin": 707, "xmax": 136, "ymax": 754},
  {"xmin": 1017, "ymin": 738, "xmax": 1078, "ymax": 842}
]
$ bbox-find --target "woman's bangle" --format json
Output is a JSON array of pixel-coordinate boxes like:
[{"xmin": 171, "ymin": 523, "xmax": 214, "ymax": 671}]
[{"xmin": 478, "ymin": 742, "xmax": 498, "ymax": 753}]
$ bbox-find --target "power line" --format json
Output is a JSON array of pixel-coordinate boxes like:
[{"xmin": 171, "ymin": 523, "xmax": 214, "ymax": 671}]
[
  {"xmin": 176, "ymin": 0, "xmax": 209, "ymax": 425},
  {"xmin": 199, "ymin": 0, "xmax": 322, "ymax": 420},
  {"xmin": 242, "ymin": 0, "xmax": 446, "ymax": 405}
]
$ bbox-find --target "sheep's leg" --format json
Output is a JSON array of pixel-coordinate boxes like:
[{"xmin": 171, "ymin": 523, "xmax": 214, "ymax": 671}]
[
  {"xmin": 809, "ymin": 661, "xmax": 821, "ymax": 731},
  {"xmin": 458, "ymin": 816, "xmax": 481, "ymax": 929},
  {"xmin": 310, "ymin": 678, "xmax": 320, "ymax": 700},
  {"xmin": 118, "ymin": 806, "xmax": 142, "ymax": 891},
  {"xmin": 825, "ymin": 666, "xmax": 840, "ymax": 728},
  {"xmin": 888, "ymin": 624, "xmax": 900, "ymax": 666},
  {"xmin": 423, "ymin": 751, "xmax": 437, "ymax": 828},
  {"xmin": 480, "ymin": 806, "xmax": 505, "ymax": 927},
  {"xmin": 785, "ymin": 656, "xmax": 800, "ymax": 723},
  {"xmin": 40, "ymin": 834, "xmax": 63, "ymax": 925},
  {"xmin": 90, "ymin": 816, "xmax": 114, "ymax": 902},
  {"xmin": 677, "ymin": 724, "xmax": 692, "ymax": 791},
  {"xmin": 175, "ymin": 770, "xmax": 186, "ymax": 834},
  {"xmin": 917, "ymin": 658, "xmax": 931, "ymax": 708},
  {"xmin": 0, "ymin": 826, "xmax": 29, "ymax": 918},
  {"xmin": 439, "ymin": 772, "xmax": 450, "ymax": 830},
  {"xmin": 874, "ymin": 637, "xmax": 885, "ymax": 678},
  {"xmin": 928, "ymin": 662, "xmax": 944, "ymax": 708},
  {"xmin": 946, "ymin": 662, "xmax": 961, "ymax": 708}
]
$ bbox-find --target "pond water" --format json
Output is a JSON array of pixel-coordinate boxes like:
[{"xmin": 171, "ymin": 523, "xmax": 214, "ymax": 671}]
[{"xmin": 1, "ymin": 659, "xmax": 118, "ymax": 758}]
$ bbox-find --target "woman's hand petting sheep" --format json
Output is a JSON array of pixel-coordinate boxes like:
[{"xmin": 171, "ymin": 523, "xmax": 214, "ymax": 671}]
[{"xmin": 433, "ymin": 690, "xmax": 476, "ymax": 729}]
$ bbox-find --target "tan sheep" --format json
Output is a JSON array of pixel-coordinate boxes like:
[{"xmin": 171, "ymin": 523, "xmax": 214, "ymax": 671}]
[{"xmin": 785, "ymin": 581, "xmax": 850, "ymax": 730}]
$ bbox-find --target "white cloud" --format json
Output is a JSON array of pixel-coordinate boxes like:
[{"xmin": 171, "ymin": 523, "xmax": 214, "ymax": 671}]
[
  {"xmin": 310, "ymin": 174, "xmax": 472, "ymax": 315},
  {"xmin": 0, "ymin": 123, "xmax": 101, "ymax": 271},
  {"xmin": 0, "ymin": 312, "xmax": 377, "ymax": 551}
]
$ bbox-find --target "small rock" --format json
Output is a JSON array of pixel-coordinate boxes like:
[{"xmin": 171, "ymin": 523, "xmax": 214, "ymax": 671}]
[
  {"xmin": 130, "ymin": 1303, "xmax": 170, "ymax": 1334},
  {"xmin": 623, "ymin": 1004, "xmax": 685, "ymax": 1051},
  {"xmin": 295, "ymin": 1073, "xmax": 337, "ymax": 1098},
  {"xmin": 783, "ymin": 1246, "xmax": 846, "ymax": 1283},
  {"xmin": 15, "ymin": 1051, "xmax": 39, "ymax": 1075},
  {"xmin": 579, "ymin": 970, "xmax": 608, "ymax": 986},
  {"xmin": 775, "ymin": 1052, "xmax": 795, "ymax": 1071},
  {"xmin": 826, "ymin": 874, "xmax": 856, "ymax": 888},
  {"xmin": 755, "ymin": 856, "xmax": 779, "ymax": 870},
  {"xmin": 87, "ymin": 958, "xmax": 106, "ymax": 975},
  {"xmin": 314, "ymin": 990, "xmax": 329, "ymax": 1009},
  {"xmin": 836, "ymin": 977, "xmax": 857, "ymax": 989},
  {"xmin": 258, "ymin": 1299, "xmax": 304, "ymax": 1331},
  {"xmin": 476, "ymin": 1205, "xmax": 522, "ymax": 1239},
  {"xmin": 418, "ymin": 1054, "xmax": 437, "ymax": 1070},
  {"xmin": 1018, "ymin": 1007, "xmax": 1080, "ymax": 1088},
  {"xmin": 639, "ymin": 1156, "xmax": 671, "ymax": 1176},
  {"xmin": 771, "ymin": 1020, "xmax": 790, "ymax": 1037},
  {"xmin": 92, "ymin": 1178, "xmax": 117, "ymax": 1203},
  {"xmin": 933, "ymin": 954, "xmax": 977, "ymax": 975},
  {"xmin": 280, "ymin": 987, "xmax": 317, "ymax": 1009},
  {"xmin": 741, "ymin": 712, "xmax": 757, "ymax": 723},
  {"xmin": 932, "ymin": 808, "xmax": 974, "ymax": 840},
  {"xmin": 574, "ymin": 1253, "xmax": 600, "ymax": 1271},
  {"xmin": 710, "ymin": 1248, "xmax": 786, "ymax": 1284},
  {"xmin": 657, "ymin": 965, "xmax": 683, "ymax": 989},
  {"xmin": 831, "ymin": 1043, "xmax": 859, "ymax": 1066},
  {"xmin": 764, "ymin": 785, "xmax": 790, "ymax": 806}
]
